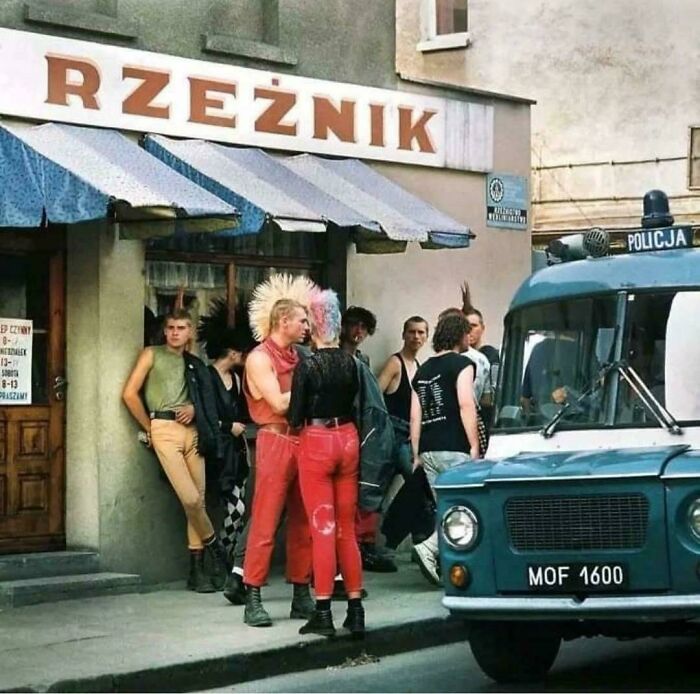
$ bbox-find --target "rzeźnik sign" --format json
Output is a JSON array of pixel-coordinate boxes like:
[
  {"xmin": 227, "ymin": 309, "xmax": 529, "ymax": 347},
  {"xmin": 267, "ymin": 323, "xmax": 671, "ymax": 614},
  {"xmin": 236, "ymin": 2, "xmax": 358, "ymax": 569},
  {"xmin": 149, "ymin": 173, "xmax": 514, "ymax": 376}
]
[
  {"xmin": 626, "ymin": 226, "xmax": 694, "ymax": 254},
  {"xmin": 0, "ymin": 28, "xmax": 493, "ymax": 172}
]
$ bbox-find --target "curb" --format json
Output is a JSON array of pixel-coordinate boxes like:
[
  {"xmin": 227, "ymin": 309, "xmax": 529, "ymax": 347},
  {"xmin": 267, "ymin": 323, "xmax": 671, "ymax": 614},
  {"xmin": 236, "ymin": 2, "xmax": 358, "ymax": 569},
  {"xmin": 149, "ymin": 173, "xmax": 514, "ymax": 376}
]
[{"xmin": 23, "ymin": 615, "xmax": 465, "ymax": 693}]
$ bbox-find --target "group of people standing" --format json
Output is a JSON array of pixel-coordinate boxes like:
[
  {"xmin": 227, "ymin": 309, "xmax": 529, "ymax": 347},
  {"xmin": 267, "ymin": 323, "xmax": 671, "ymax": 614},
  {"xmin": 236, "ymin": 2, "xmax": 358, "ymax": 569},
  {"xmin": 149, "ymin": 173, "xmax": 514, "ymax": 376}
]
[{"xmin": 122, "ymin": 274, "xmax": 498, "ymax": 639}]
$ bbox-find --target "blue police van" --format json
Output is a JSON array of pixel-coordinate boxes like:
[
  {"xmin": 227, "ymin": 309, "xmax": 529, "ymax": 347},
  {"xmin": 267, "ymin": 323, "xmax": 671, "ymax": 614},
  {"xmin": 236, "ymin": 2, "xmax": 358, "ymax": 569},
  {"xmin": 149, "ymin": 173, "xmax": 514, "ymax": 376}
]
[{"xmin": 436, "ymin": 191, "xmax": 700, "ymax": 682}]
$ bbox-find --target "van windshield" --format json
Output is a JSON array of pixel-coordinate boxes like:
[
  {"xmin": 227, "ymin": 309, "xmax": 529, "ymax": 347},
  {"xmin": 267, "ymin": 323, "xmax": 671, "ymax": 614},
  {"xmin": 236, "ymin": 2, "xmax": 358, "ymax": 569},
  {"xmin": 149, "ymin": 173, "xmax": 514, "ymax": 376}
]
[
  {"xmin": 495, "ymin": 296, "xmax": 618, "ymax": 431},
  {"xmin": 495, "ymin": 290, "xmax": 700, "ymax": 432}
]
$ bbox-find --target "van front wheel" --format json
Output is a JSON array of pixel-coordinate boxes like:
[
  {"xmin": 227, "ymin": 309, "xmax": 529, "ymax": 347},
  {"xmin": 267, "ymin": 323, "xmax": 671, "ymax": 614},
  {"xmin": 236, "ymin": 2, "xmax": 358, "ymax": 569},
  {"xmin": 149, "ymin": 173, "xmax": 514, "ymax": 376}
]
[{"xmin": 468, "ymin": 621, "xmax": 561, "ymax": 683}]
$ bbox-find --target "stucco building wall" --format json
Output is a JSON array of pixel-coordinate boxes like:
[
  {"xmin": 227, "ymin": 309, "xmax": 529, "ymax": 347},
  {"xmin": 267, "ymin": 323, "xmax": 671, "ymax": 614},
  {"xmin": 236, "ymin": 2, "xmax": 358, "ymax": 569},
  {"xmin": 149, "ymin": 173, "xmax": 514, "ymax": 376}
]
[
  {"xmin": 396, "ymin": 0, "xmax": 700, "ymax": 236},
  {"xmin": 66, "ymin": 225, "xmax": 185, "ymax": 581},
  {"xmin": 354, "ymin": 99, "xmax": 531, "ymax": 360}
]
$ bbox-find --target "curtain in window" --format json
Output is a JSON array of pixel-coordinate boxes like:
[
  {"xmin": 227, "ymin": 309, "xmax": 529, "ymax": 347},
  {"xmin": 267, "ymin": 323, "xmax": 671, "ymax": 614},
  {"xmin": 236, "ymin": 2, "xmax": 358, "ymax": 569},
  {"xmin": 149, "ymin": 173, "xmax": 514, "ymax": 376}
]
[{"xmin": 146, "ymin": 261, "xmax": 227, "ymax": 290}]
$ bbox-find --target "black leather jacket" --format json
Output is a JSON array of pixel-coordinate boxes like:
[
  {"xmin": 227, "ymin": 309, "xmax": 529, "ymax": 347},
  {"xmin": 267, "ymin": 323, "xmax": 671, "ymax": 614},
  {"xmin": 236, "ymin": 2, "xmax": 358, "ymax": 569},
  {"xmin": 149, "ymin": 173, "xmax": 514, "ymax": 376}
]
[{"xmin": 183, "ymin": 352, "xmax": 222, "ymax": 460}]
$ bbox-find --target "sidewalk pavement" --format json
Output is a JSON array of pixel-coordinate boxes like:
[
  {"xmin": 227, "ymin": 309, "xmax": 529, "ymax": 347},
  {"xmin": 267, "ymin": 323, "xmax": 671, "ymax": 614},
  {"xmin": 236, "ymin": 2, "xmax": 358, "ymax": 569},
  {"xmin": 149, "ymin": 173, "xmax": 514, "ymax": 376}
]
[{"xmin": 0, "ymin": 559, "xmax": 466, "ymax": 693}]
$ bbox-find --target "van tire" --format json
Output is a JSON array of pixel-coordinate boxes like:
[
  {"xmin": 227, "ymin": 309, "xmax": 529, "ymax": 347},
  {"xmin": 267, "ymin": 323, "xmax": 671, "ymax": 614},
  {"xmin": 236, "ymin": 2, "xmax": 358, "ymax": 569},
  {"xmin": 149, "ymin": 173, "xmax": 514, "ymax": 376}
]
[{"xmin": 468, "ymin": 621, "xmax": 561, "ymax": 683}]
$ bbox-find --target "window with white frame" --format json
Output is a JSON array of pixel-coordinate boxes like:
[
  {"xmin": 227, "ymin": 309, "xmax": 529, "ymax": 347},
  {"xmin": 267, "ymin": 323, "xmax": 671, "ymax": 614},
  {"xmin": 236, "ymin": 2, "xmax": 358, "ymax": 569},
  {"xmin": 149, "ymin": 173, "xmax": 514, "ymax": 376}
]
[
  {"xmin": 418, "ymin": 0, "xmax": 470, "ymax": 53},
  {"xmin": 690, "ymin": 126, "xmax": 700, "ymax": 189}
]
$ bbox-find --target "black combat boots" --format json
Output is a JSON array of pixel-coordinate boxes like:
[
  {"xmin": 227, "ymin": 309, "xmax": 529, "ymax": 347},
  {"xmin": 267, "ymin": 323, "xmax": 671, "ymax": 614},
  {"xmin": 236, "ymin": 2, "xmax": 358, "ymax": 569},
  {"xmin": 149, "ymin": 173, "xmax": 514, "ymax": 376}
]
[
  {"xmin": 243, "ymin": 585, "xmax": 273, "ymax": 627},
  {"xmin": 223, "ymin": 571, "xmax": 247, "ymax": 605},
  {"xmin": 299, "ymin": 608, "xmax": 336, "ymax": 637},
  {"xmin": 289, "ymin": 583, "xmax": 315, "ymax": 619},
  {"xmin": 186, "ymin": 550, "xmax": 216, "ymax": 594},
  {"xmin": 343, "ymin": 601, "xmax": 366, "ymax": 639},
  {"xmin": 204, "ymin": 535, "xmax": 230, "ymax": 591}
]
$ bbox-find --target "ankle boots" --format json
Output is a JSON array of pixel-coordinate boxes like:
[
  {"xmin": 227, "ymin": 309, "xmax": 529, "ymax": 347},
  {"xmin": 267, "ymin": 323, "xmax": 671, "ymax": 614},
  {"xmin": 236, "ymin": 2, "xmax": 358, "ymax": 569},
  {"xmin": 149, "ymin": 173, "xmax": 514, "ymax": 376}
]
[
  {"xmin": 299, "ymin": 608, "xmax": 336, "ymax": 637},
  {"xmin": 204, "ymin": 536, "xmax": 230, "ymax": 591},
  {"xmin": 290, "ymin": 583, "xmax": 315, "ymax": 619},
  {"xmin": 187, "ymin": 550, "xmax": 216, "ymax": 593},
  {"xmin": 223, "ymin": 571, "xmax": 247, "ymax": 605},
  {"xmin": 343, "ymin": 603, "xmax": 366, "ymax": 638},
  {"xmin": 244, "ymin": 585, "xmax": 273, "ymax": 627}
]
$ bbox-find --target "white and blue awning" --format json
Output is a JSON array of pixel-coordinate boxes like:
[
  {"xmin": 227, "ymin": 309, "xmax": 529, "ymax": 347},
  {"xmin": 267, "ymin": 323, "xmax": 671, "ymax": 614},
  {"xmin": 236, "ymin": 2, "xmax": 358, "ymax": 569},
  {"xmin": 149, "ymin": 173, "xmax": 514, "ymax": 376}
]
[
  {"xmin": 0, "ymin": 123, "xmax": 237, "ymax": 234},
  {"xmin": 144, "ymin": 134, "xmax": 473, "ymax": 251}
]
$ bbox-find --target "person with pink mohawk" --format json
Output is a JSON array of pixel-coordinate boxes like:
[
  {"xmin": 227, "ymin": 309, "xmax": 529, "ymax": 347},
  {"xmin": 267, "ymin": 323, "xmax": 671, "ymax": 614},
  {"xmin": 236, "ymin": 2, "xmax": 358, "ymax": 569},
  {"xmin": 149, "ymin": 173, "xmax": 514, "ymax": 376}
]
[{"xmin": 288, "ymin": 288, "xmax": 365, "ymax": 638}]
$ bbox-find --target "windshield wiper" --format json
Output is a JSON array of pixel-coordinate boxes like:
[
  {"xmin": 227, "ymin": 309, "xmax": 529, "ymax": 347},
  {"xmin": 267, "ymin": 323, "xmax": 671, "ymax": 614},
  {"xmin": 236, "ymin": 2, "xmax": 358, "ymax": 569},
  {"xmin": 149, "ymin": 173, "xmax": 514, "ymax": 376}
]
[
  {"xmin": 541, "ymin": 360, "xmax": 682, "ymax": 439},
  {"xmin": 541, "ymin": 361, "xmax": 617, "ymax": 439},
  {"xmin": 616, "ymin": 361, "xmax": 682, "ymax": 436}
]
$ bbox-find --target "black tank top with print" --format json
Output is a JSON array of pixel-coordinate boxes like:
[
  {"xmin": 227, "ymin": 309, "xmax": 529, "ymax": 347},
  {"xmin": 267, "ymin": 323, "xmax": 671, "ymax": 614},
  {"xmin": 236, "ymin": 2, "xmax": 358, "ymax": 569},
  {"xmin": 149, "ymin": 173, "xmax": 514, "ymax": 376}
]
[{"xmin": 384, "ymin": 353, "xmax": 417, "ymax": 424}]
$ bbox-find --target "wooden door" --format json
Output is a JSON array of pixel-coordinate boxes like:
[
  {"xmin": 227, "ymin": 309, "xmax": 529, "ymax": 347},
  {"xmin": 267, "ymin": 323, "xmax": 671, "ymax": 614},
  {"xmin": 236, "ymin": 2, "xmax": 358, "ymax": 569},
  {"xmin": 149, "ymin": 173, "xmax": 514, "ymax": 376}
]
[{"xmin": 0, "ymin": 239, "xmax": 65, "ymax": 554}]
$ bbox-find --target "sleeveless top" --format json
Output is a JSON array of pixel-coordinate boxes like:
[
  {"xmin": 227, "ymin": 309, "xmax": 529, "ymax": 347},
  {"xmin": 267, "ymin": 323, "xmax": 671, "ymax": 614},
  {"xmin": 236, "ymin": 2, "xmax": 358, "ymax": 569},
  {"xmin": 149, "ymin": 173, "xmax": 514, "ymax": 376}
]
[
  {"xmin": 384, "ymin": 353, "xmax": 418, "ymax": 424},
  {"xmin": 144, "ymin": 345, "xmax": 190, "ymax": 412},
  {"xmin": 412, "ymin": 352, "xmax": 475, "ymax": 454},
  {"xmin": 243, "ymin": 338, "xmax": 299, "ymax": 425}
]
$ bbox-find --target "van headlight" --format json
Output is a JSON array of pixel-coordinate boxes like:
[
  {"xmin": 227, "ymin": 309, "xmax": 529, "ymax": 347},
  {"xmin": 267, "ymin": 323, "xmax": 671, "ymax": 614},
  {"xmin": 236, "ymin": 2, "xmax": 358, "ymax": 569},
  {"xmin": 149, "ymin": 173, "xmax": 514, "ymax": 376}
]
[
  {"xmin": 688, "ymin": 499, "xmax": 700, "ymax": 540},
  {"xmin": 441, "ymin": 506, "xmax": 479, "ymax": 550}
]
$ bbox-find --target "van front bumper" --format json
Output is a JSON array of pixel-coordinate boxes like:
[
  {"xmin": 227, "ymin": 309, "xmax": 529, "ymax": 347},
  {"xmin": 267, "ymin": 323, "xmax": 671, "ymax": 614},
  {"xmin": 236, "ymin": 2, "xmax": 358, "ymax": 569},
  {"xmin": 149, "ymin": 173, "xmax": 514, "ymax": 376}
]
[{"xmin": 443, "ymin": 594, "xmax": 700, "ymax": 621}]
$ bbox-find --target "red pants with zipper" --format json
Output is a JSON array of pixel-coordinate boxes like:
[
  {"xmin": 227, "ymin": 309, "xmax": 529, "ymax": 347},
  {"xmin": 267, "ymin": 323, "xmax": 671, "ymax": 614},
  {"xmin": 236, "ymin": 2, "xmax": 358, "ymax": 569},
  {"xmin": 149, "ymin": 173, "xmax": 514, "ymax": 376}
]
[
  {"xmin": 243, "ymin": 429, "xmax": 312, "ymax": 587},
  {"xmin": 298, "ymin": 422, "xmax": 363, "ymax": 597}
]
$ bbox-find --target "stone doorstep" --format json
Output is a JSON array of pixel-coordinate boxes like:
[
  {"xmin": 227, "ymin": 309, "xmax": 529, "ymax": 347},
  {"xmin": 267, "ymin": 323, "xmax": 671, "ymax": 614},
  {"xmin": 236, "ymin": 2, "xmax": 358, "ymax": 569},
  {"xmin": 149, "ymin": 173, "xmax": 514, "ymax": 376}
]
[
  {"xmin": 0, "ymin": 572, "xmax": 142, "ymax": 608},
  {"xmin": 0, "ymin": 551, "xmax": 100, "ymax": 581}
]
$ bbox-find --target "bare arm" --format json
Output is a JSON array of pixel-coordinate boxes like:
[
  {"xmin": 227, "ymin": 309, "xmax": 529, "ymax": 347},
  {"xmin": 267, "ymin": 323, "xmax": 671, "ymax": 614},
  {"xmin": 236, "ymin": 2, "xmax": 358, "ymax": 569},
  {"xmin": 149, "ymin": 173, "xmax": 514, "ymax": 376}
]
[
  {"xmin": 377, "ymin": 355, "xmax": 401, "ymax": 395},
  {"xmin": 410, "ymin": 389, "xmax": 423, "ymax": 470},
  {"xmin": 457, "ymin": 365, "xmax": 480, "ymax": 459},
  {"xmin": 122, "ymin": 348, "xmax": 154, "ymax": 433},
  {"xmin": 245, "ymin": 350, "xmax": 291, "ymax": 415}
]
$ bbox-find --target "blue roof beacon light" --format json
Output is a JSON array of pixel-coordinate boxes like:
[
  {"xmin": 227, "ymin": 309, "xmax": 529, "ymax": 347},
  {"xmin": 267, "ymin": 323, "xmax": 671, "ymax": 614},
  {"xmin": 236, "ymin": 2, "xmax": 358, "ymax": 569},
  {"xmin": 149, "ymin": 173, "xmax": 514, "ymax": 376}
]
[
  {"xmin": 627, "ymin": 189, "xmax": 693, "ymax": 253},
  {"xmin": 641, "ymin": 189, "xmax": 674, "ymax": 228}
]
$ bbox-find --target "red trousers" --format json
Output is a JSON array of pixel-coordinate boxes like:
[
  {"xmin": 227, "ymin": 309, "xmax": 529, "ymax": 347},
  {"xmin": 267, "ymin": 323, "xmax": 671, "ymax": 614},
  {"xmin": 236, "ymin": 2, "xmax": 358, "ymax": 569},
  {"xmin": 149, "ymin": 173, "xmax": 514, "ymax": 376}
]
[
  {"xmin": 298, "ymin": 422, "xmax": 363, "ymax": 597},
  {"xmin": 243, "ymin": 429, "xmax": 312, "ymax": 587}
]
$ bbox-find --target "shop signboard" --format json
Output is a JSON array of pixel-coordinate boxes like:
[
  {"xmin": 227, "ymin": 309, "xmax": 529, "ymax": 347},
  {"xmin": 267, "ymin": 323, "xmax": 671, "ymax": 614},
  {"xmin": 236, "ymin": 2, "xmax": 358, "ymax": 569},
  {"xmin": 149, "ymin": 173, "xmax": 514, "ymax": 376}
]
[
  {"xmin": 0, "ymin": 318, "xmax": 33, "ymax": 405},
  {"xmin": 0, "ymin": 28, "xmax": 494, "ymax": 173},
  {"xmin": 486, "ymin": 173, "xmax": 528, "ymax": 230}
]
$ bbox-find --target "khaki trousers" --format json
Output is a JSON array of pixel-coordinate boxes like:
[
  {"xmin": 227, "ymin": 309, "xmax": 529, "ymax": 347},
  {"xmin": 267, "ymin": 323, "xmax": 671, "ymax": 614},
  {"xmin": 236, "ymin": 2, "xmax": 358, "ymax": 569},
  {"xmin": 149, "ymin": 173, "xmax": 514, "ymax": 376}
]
[{"xmin": 150, "ymin": 419, "xmax": 214, "ymax": 550}]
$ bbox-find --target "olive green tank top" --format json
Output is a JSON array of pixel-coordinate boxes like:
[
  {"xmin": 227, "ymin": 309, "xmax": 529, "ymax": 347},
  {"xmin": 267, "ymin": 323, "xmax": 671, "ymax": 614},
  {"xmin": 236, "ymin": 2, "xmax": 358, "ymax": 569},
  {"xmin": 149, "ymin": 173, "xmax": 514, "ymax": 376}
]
[{"xmin": 144, "ymin": 346, "xmax": 190, "ymax": 412}]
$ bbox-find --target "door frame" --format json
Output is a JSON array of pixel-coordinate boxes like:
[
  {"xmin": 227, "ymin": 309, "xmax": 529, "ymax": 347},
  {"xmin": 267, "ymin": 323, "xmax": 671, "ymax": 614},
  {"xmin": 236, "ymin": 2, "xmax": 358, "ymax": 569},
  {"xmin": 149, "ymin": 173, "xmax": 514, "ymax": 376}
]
[{"xmin": 0, "ymin": 227, "xmax": 66, "ymax": 554}]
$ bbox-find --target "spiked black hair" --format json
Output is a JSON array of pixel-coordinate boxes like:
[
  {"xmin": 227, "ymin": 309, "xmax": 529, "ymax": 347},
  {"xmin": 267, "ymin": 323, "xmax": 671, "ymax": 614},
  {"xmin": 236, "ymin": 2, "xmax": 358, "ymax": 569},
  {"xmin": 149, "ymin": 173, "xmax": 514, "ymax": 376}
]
[{"xmin": 197, "ymin": 297, "xmax": 257, "ymax": 360}]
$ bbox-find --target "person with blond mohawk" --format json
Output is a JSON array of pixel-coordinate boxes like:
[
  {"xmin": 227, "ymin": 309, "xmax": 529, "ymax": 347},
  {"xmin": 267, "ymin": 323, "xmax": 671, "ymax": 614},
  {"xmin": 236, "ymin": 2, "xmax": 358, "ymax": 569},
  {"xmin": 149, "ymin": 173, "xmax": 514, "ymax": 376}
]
[
  {"xmin": 288, "ymin": 288, "xmax": 365, "ymax": 638},
  {"xmin": 241, "ymin": 274, "xmax": 316, "ymax": 627}
]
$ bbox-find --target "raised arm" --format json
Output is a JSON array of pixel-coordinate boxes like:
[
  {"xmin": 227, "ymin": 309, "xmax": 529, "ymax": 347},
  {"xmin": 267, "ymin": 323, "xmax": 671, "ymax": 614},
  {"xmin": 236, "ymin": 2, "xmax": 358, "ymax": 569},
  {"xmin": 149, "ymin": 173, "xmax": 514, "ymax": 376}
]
[
  {"xmin": 245, "ymin": 349, "xmax": 291, "ymax": 415},
  {"xmin": 122, "ymin": 347, "xmax": 154, "ymax": 433},
  {"xmin": 457, "ymin": 365, "xmax": 480, "ymax": 459},
  {"xmin": 377, "ymin": 354, "xmax": 401, "ymax": 394}
]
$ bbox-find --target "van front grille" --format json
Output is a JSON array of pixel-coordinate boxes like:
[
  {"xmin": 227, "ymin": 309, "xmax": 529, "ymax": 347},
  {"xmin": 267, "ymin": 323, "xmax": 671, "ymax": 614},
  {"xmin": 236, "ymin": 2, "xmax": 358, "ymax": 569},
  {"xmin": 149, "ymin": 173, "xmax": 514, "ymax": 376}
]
[{"xmin": 505, "ymin": 494, "xmax": 649, "ymax": 551}]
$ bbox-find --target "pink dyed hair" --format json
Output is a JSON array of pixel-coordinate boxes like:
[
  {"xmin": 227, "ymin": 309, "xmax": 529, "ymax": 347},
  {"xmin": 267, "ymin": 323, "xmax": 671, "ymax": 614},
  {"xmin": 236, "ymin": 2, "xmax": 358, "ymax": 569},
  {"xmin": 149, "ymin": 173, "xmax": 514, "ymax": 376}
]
[{"xmin": 308, "ymin": 288, "xmax": 342, "ymax": 343}]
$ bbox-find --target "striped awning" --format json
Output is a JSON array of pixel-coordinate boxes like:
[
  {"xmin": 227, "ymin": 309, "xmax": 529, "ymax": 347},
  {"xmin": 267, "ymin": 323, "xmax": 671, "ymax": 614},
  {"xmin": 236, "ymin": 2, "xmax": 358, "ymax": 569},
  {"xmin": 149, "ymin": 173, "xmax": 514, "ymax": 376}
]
[
  {"xmin": 0, "ymin": 123, "xmax": 237, "ymax": 235},
  {"xmin": 144, "ymin": 135, "xmax": 472, "ymax": 252}
]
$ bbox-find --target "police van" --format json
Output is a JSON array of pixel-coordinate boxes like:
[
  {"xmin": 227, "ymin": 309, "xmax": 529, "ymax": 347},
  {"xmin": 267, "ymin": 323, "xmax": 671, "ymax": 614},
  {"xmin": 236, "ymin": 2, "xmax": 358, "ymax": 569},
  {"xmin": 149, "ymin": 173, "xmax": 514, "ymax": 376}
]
[{"xmin": 435, "ymin": 191, "xmax": 700, "ymax": 683}]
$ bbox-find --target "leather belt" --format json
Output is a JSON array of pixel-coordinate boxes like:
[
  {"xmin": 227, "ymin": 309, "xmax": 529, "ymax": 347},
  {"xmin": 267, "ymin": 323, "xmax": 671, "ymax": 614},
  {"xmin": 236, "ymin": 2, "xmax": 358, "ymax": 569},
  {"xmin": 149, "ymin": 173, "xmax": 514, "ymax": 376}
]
[
  {"xmin": 259, "ymin": 422, "xmax": 299, "ymax": 436},
  {"xmin": 305, "ymin": 417, "xmax": 353, "ymax": 428},
  {"xmin": 150, "ymin": 410, "xmax": 177, "ymax": 421}
]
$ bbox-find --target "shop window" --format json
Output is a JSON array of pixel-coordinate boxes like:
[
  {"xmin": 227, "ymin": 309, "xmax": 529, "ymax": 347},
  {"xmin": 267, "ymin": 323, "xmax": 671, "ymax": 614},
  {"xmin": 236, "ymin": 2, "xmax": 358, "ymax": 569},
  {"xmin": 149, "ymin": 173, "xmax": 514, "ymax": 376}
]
[
  {"xmin": 144, "ymin": 227, "xmax": 334, "ymax": 353},
  {"xmin": 689, "ymin": 126, "xmax": 700, "ymax": 189},
  {"xmin": 418, "ymin": 0, "xmax": 470, "ymax": 53}
]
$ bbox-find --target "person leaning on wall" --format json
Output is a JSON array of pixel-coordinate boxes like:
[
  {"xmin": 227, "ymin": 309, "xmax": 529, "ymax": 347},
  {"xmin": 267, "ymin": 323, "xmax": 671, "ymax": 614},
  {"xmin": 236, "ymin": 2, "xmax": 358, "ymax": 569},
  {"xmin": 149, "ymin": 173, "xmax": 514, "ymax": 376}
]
[{"xmin": 122, "ymin": 308, "xmax": 230, "ymax": 593}]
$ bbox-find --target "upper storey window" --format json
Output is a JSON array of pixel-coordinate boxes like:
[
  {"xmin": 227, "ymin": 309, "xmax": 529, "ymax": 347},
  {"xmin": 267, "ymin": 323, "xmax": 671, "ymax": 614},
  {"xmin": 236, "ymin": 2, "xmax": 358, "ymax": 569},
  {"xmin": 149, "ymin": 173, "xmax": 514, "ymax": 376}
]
[{"xmin": 418, "ymin": 0, "xmax": 470, "ymax": 53}]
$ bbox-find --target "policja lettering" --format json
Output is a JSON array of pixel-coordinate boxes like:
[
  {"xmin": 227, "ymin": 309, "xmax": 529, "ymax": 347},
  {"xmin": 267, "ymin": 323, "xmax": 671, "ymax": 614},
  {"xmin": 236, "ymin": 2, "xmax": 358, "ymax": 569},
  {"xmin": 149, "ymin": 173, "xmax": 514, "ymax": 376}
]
[{"xmin": 626, "ymin": 227, "xmax": 691, "ymax": 252}]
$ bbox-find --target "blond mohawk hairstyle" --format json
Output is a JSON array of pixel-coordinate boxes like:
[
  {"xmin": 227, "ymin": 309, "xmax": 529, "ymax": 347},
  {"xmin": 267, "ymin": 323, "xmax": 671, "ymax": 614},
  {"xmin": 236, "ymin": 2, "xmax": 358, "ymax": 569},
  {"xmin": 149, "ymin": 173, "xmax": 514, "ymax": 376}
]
[{"xmin": 248, "ymin": 273, "xmax": 317, "ymax": 341}]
